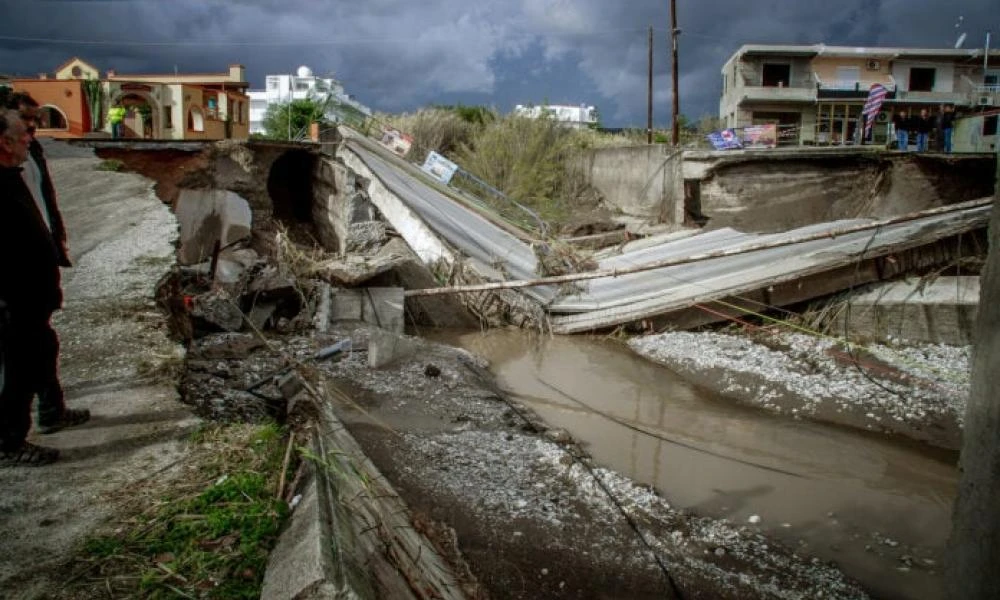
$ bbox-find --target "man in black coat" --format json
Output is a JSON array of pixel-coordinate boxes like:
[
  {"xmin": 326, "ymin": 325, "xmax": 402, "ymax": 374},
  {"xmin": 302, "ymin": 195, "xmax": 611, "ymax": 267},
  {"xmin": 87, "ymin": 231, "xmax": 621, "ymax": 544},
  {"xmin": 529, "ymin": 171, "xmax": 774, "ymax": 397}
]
[
  {"xmin": 10, "ymin": 93, "xmax": 89, "ymax": 434},
  {"xmin": 0, "ymin": 109, "xmax": 61, "ymax": 465}
]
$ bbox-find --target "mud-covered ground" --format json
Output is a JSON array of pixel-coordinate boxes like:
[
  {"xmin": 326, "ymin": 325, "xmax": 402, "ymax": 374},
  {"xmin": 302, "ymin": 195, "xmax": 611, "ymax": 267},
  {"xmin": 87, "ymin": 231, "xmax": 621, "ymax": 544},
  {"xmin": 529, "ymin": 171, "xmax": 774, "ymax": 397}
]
[
  {"xmin": 628, "ymin": 330, "xmax": 968, "ymax": 451},
  {"xmin": 183, "ymin": 326, "xmax": 870, "ymax": 599}
]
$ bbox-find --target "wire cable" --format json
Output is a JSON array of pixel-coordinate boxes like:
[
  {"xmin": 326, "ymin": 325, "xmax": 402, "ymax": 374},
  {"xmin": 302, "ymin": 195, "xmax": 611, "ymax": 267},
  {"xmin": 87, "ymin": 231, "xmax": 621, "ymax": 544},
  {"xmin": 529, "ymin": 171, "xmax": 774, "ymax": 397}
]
[{"xmin": 470, "ymin": 366, "xmax": 685, "ymax": 599}]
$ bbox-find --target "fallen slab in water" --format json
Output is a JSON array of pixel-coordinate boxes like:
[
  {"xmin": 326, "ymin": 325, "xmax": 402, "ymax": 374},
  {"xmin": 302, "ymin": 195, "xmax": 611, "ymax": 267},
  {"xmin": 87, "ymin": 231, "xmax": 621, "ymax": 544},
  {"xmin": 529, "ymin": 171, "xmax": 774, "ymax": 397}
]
[{"xmin": 832, "ymin": 276, "xmax": 979, "ymax": 346}]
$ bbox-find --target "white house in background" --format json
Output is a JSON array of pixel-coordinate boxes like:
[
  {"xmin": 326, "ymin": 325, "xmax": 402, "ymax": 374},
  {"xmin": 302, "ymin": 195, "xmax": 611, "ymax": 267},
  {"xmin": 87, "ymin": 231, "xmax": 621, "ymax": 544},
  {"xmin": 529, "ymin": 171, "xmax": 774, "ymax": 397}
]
[
  {"xmin": 247, "ymin": 65, "xmax": 372, "ymax": 136},
  {"xmin": 514, "ymin": 103, "xmax": 598, "ymax": 129}
]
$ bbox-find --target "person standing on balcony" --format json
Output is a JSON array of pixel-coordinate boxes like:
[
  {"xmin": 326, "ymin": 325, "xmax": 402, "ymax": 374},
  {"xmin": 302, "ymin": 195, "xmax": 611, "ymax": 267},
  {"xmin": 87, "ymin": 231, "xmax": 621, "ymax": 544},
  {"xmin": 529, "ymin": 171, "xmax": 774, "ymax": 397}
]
[
  {"xmin": 916, "ymin": 108, "xmax": 933, "ymax": 152},
  {"xmin": 940, "ymin": 104, "xmax": 955, "ymax": 153},
  {"xmin": 892, "ymin": 109, "xmax": 910, "ymax": 150}
]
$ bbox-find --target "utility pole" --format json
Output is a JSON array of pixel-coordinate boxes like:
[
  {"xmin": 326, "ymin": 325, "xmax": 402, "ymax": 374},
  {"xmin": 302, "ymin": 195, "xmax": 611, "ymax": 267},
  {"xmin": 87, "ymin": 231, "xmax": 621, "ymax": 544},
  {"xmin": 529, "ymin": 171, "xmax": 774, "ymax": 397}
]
[
  {"xmin": 670, "ymin": 0, "xmax": 680, "ymax": 146},
  {"xmin": 947, "ymin": 147, "xmax": 1000, "ymax": 599},
  {"xmin": 647, "ymin": 26, "xmax": 654, "ymax": 144}
]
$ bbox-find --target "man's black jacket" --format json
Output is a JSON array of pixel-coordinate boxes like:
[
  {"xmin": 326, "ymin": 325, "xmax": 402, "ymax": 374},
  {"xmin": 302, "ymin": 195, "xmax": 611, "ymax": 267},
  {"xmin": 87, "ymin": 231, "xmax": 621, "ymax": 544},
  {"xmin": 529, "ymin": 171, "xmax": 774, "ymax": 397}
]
[
  {"xmin": 28, "ymin": 139, "xmax": 71, "ymax": 267},
  {"xmin": 0, "ymin": 166, "xmax": 62, "ymax": 321}
]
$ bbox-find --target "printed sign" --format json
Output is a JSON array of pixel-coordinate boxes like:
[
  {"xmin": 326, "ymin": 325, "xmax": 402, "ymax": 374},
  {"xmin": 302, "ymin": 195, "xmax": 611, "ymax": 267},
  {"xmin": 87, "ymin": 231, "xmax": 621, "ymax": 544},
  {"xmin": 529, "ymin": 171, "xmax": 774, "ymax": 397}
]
[
  {"xmin": 707, "ymin": 128, "xmax": 742, "ymax": 150},
  {"xmin": 378, "ymin": 127, "xmax": 413, "ymax": 157},
  {"xmin": 421, "ymin": 151, "xmax": 459, "ymax": 184},
  {"xmin": 742, "ymin": 124, "xmax": 777, "ymax": 149}
]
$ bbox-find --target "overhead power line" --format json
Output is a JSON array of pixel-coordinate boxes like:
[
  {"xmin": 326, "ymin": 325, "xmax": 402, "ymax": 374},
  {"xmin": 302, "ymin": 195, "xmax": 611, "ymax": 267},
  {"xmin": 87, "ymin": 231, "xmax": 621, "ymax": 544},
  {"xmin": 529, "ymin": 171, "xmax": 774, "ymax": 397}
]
[{"xmin": 0, "ymin": 27, "xmax": 655, "ymax": 48}]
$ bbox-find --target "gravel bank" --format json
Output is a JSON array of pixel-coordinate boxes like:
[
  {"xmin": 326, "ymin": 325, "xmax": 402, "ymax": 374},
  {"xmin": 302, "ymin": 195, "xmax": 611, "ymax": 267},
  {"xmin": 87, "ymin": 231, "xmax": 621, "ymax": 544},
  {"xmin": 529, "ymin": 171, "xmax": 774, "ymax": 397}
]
[{"xmin": 628, "ymin": 331, "xmax": 968, "ymax": 450}]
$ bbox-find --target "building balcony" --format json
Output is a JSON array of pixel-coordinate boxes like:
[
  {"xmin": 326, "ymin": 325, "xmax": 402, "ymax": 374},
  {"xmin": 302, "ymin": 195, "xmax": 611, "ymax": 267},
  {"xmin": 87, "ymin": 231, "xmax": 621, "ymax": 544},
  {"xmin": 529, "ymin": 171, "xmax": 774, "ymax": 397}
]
[
  {"xmin": 817, "ymin": 81, "xmax": 896, "ymax": 99},
  {"xmin": 738, "ymin": 85, "xmax": 816, "ymax": 104},
  {"xmin": 893, "ymin": 90, "xmax": 969, "ymax": 105}
]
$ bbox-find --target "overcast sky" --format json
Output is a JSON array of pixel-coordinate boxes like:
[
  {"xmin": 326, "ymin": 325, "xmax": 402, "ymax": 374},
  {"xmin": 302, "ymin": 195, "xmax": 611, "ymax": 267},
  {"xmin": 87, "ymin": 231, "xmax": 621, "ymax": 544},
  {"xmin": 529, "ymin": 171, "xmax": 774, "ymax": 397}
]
[{"xmin": 1, "ymin": 0, "xmax": 997, "ymax": 127}]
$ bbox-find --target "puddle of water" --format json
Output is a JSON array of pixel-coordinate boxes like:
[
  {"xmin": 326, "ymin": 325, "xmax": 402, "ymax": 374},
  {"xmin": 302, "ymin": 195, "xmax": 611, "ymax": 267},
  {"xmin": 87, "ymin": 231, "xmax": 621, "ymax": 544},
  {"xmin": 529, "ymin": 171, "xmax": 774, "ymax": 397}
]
[{"xmin": 426, "ymin": 329, "xmax": 957, "ymax": 600}]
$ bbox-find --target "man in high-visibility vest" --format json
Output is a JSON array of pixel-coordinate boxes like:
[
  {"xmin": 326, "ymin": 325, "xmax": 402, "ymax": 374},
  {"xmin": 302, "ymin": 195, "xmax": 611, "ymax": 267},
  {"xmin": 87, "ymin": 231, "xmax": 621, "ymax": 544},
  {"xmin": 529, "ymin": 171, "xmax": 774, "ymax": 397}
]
[{"xmin": 108, "ymin": 104, "xmax": 125, "ymax": 139}]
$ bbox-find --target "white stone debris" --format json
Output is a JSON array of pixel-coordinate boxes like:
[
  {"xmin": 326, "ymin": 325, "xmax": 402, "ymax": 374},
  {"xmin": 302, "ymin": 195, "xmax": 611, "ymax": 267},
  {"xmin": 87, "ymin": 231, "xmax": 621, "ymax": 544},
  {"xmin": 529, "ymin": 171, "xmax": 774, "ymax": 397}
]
[{"xmin": 628, "ymin": 331, "xmax": 969, "ymax": 432}]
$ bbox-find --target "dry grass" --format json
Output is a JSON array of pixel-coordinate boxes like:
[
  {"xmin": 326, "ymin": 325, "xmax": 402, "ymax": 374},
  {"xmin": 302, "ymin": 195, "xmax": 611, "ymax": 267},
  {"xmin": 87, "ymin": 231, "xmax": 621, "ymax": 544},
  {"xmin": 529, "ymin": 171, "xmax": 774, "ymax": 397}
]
[{"xmin": 378, "ymin": 107, "xmax": 478, "ymax": 160}]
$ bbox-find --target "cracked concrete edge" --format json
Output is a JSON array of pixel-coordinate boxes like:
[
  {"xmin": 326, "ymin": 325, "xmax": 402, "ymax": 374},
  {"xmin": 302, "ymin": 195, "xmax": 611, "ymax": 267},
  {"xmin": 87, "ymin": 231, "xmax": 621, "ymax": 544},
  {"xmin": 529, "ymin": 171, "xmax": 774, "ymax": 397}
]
[{"xmin": 262, "ymin": 396, "xmax": 467, "ymax": 600}]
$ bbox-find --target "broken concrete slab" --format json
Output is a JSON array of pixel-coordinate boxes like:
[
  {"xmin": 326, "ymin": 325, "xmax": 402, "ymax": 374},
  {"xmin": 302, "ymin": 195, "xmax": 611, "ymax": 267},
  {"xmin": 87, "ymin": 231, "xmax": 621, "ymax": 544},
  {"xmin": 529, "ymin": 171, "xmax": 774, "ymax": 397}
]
[
  {"xmin": 330, "ymin": 287, "xmax": 404, "ymax": 334},
  {"xmin": 315, "ymin": 237, "xmax": 414, "ymax": 286},
  {"xmin": 368, "ymin": 329, "xmax": 420, "ymax": 369},
  {"xmin": 260, "ymin": 474, "xmax": 339, "ymax": 600},
  {"xmin": 313, "ymin": 157, "xmax": 386, "ymax": 255},
  {"xmin": 191, "ymin": 290, "xmax": 244, "ymax": 332},
  {"xmin": 262, "ymin": 395, "xmax": 466, "ymax": 600},
  {"xmin": 833, "ymin": 276, "xmax": 979, "ymax": 345},
  {"xmin": 176, "ymin": 189, "xmax": 252, "ymax": 265},
  {"xmin": 247, "ymin": 301, "xmax": 279, "ymax": 331}
]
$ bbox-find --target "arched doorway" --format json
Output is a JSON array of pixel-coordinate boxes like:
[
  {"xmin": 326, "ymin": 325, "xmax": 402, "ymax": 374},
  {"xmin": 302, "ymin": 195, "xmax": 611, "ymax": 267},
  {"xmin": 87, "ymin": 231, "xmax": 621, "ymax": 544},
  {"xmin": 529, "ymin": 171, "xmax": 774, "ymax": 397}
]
[
  {"xmin": 38, "ymin": 105, "xmax": 69, "ymax": 131},
  {"xmin": 118, "ymin": 93, "xmax": 156, "ymax": 139}
]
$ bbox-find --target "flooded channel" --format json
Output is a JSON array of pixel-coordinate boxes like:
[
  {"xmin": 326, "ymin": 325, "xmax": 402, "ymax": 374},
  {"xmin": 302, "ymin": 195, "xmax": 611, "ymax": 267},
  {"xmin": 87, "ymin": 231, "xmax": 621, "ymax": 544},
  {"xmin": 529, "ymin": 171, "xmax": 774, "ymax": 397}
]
[{"xmin": 426, "ymin": 329, "xmax": 958, "ymax": 600}]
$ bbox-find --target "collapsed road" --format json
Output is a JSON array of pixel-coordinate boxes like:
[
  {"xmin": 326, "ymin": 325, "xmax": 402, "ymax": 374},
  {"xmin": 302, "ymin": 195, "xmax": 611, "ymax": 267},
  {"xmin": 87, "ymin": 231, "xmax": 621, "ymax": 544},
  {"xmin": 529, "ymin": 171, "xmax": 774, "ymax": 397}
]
[{"xmin": 0, "ymin": 130, "xmax": 990, "ymax": 599}]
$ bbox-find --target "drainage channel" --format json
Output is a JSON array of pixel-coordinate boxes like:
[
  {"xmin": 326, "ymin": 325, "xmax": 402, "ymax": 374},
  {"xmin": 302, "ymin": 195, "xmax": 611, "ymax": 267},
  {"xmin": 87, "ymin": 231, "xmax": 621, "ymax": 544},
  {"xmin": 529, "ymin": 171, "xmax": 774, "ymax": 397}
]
[{"xmin": 426, "ymin": 329, "xmax": 957, "ymax": 600}]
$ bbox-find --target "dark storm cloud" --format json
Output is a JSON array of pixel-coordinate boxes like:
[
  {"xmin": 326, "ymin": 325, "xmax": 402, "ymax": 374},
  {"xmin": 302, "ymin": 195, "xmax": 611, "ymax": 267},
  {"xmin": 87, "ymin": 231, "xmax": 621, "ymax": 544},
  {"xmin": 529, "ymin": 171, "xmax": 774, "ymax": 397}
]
[{"xmin": 0, "ymin": 0, "xmax": 996, "ymax": 126}]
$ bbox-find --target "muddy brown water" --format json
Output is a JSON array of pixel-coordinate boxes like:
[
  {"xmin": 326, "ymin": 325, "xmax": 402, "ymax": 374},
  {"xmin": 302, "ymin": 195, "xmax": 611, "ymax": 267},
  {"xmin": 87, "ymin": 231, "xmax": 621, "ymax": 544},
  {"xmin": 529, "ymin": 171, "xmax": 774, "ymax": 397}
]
[{"xmin": 425, "ymin": 329, "xmax": 957, "ymax": 600}]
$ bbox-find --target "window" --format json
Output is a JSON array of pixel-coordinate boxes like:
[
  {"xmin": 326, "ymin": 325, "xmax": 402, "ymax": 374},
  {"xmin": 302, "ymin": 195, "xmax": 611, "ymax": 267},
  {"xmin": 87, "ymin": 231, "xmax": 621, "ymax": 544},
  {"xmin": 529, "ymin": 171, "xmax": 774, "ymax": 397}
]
[
  {"xmin": 909, "ymin": 68, "xmax": 936, "ymax": 92},
  {"xmin": 38, "ymin": 106, "xmax": 68, "ymax": 130},
  {"xmin": 163, "ymin": 106, "xmax": 173, "ymax": 129},
  {"xmin": 834, "ymin": 66, "xmax": 861, "ymax": 89},
  {"xmin": 188, "ymin": 107, "xmax": 204, "ymax": 132},
  {"xmin": 71, "ymin": 65, "xmax": 82, "ymax": 77},
  {"xmin": 984, "ymin": 115, "xmax": 998, "ymax": 137},
  {"xmin": 762, "ymin": 63, "xmax": 791, "ymax": 87},
  {"xmin": 986, "ymin": 71, "xmax": 1000, "ymax": 89},
  {"xmin": 266, "ymin": 77, "xmax": 279, "ymax": 90},
  {"xmin": 295, "ymin": 81, "xmax": 310, "ymax": 91}
]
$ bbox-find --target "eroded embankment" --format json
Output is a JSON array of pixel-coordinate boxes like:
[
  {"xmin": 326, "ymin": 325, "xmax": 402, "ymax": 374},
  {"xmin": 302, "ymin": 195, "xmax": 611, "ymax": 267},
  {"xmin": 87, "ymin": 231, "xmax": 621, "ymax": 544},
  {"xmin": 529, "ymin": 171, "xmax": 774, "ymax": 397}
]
[{"xmin": 180, "ymin": 325, "xmax": 870, "ymax": 600}]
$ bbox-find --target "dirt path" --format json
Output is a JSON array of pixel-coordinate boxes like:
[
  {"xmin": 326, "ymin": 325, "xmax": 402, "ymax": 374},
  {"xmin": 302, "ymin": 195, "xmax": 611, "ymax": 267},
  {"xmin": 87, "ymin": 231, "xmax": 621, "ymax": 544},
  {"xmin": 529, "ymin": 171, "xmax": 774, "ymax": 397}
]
[{"xmin": 0, "ymin": 148, "xmax": 200, "ymax": 598}]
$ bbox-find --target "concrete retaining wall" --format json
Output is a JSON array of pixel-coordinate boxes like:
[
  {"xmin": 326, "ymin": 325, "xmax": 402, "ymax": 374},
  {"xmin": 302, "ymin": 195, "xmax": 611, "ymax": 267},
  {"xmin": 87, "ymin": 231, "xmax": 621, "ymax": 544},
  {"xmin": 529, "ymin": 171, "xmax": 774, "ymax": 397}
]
[
  {"xmin": 583, "ymin": 146, "xmax": 996, "ymax": 232},
  {"xmin": 687, "ymin": 151, "xmax": 996, "ymax": 232},
  {"xmin": 576, "ymin": 145, "xmax": 683, "ymax": 224}
]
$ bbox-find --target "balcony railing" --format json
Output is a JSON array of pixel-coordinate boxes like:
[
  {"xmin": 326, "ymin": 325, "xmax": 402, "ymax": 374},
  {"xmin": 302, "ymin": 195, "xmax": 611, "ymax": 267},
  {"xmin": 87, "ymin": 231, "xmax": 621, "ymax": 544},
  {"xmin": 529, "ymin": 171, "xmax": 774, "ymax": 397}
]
[
  {"xmin": 818, "ymin": 80, "xmax": 896, "ymax": 92},
  {"xmin": 740, "ymin": 85, "xmax": 816, "ymax": 103}
]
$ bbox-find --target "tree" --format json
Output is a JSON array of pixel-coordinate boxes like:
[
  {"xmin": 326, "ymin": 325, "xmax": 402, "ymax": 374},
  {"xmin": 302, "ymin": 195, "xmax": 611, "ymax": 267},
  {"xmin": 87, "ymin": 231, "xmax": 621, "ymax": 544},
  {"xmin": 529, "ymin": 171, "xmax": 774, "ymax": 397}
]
[
  {"xmin": 81, "ymin": 78, "xmax": 105, "ymax": 132},
  {"xmin": 261, "ymin": 97, "xmax": 333, "ymax": 140}
]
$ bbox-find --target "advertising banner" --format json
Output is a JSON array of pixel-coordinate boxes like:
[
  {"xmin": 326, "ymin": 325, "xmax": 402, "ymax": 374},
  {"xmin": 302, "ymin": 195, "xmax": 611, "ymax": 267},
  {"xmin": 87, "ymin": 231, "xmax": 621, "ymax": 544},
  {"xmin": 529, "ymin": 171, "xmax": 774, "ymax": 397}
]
[
  {"xmin": 706, "ymin": 128, "xmax": 742, "ymax": 150},
  {"xmin": 742, "ymin": 124, "xmax": 778, "ymax": 148}
]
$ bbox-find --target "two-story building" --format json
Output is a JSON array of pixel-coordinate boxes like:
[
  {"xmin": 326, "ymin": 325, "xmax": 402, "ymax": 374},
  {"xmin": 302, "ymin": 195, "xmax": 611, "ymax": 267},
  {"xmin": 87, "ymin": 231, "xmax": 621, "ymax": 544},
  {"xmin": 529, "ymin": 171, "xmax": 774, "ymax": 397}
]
[
  {"xmin": 11, "ymin": 57, "xmax": 251, "ymax": 140},
  {"xmin": 247, "ymin": 65, "xmax": 372, "ymax": 137},
  {"xmin": 720, "ymin": 44, "xmax": 1000, "ymax": 146}
]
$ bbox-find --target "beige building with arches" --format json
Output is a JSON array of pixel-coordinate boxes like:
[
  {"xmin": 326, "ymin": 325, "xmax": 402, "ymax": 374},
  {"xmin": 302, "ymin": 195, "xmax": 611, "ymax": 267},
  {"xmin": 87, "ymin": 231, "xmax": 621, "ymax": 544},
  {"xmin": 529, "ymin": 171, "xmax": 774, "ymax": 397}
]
[{"xmin": 10, "ymin": 58, "xmax": 250, "ymax": 140}]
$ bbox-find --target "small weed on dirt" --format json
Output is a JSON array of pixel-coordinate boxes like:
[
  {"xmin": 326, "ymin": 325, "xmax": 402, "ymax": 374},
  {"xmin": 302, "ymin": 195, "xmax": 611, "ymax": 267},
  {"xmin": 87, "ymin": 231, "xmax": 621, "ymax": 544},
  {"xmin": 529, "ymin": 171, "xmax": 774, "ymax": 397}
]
[
  {"xmin": 68, "ymin": 423, "xmax": 293, "ymax": 599},
  {"xmin": 95, "ymin": 158, "xmax": 125, "ymax": 172}
]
